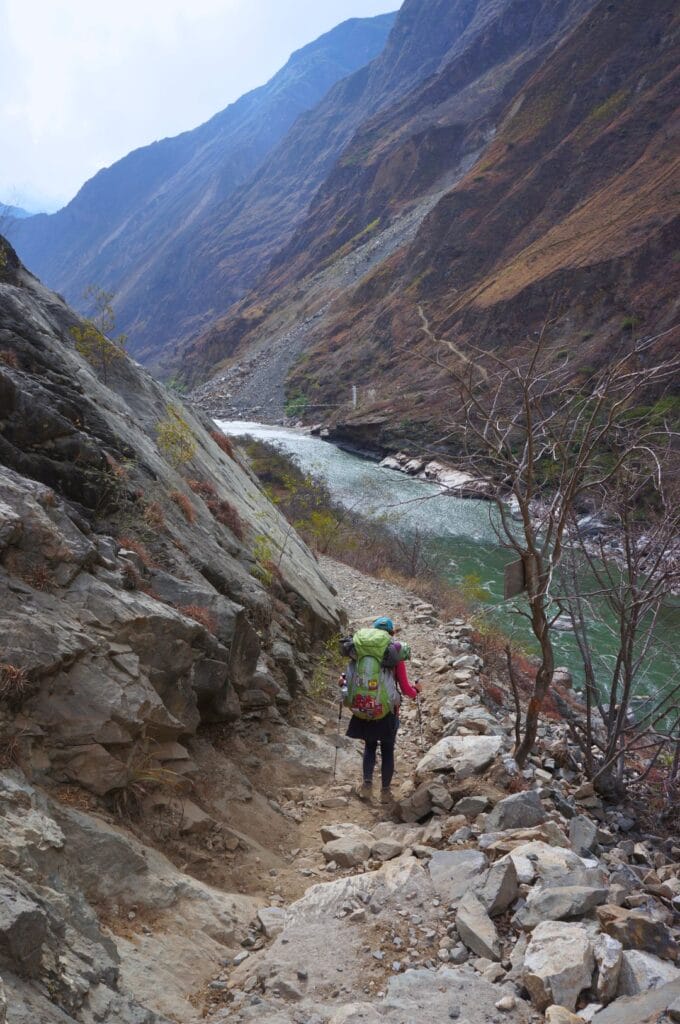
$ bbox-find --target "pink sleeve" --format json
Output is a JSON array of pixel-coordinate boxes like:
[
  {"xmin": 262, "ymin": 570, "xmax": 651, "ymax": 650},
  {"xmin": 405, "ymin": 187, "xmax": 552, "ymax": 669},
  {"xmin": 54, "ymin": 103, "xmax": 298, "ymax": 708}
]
[{"xmin": 395, "ymin": 660, "xmax": 418, "ymax": 699}]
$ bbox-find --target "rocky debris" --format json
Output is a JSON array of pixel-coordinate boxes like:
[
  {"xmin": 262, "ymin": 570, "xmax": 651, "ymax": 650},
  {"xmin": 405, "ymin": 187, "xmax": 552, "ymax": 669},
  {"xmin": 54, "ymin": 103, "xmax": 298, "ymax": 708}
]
[
  {"xmin": 485, "ymin": 790, "xmax": 547, "ymax": 832},
  {"xmin": 569, "ymin": 814, "xmax": 598, "ymax": 856},
  {"xmin": 455, "ymin": 891, "xmax": 501, "ymax": 960},
  {"xmin": 415, "ymin": 734, "xmax": 503, "ymax": 779},
  {"xmin": 322, "ymin": 836, "xmax": 371, "ymax": 868},
  {"xmin": 523, "ymin": 921, "xmax": 595, "ymax": 1011},
  {"xmin": 593, "ymin": 933, "xmax": 623, "ymax": 1003},
  {"xmin": 476, "ymin": 857, "xmax": 519, "ymax": 916},
  {"xmin": 379, "ymin": 452, "xmax": 495, "ymax": 498},
  {"xmin": 427, "ymin": 849, "xmax": 488, "ymax": 902},
  {"xmin": 596, "ymin": 904, "xmax": 678, "ymax": 961},
  {"xmin": 516, "ymin": 885, "xmax": 609, "ymax": 930},
  {"xmin": 544, "ymin": 1008, "xmax": 584, "ymax": 1024},
  {"xmin": 617, "ymin": 949, "xmax": 680, "ymax": 995}
]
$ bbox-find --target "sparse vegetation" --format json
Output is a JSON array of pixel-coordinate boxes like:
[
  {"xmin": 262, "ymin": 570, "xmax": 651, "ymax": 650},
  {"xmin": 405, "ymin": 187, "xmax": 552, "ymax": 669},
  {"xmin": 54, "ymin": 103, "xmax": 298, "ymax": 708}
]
[
  {"xmin": 142, "ymin": 501, "xmax": 165, "ymax": 531},
  {"xmin": 284, "ymin": 393, "xmax": 309, "ymax": 418},
  {"xmin": 210, "ymin": 430, "xmax": 235, "ymax": 458},
  {"xmin": 156, "ymin": 405, "xmax": 196, "ymax": 467},
  {"xmin": 0, "ymin": 663, "xmax": 30, "ymax": 703},
  {"xmin": 208, "ymin": 498, "xmax": 245, "ymax": 539},
  {"xmin": 169, "ymin": 490, "xmax": 196, "ymax": 523},
  {"xmin": 71, "ymin": 286, "xmax": 127, "ymax": 383},
  {"xmin": 118, "ymin": 536, "xmax": 154, "ymax": 568},
  {"xmin": 0, "ymin": 349, "xmax": 19, "ymax": 368},
  {"xmin": 178, "ymin": 604, "xmax": 218, "ymax": 634}
]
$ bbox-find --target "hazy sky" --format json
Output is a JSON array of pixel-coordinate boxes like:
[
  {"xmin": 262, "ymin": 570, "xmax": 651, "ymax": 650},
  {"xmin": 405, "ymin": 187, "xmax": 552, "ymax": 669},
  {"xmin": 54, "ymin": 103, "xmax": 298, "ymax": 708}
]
[{"xmin": 0, "ymin": 0, "xmax": 398, "ymax": 213}]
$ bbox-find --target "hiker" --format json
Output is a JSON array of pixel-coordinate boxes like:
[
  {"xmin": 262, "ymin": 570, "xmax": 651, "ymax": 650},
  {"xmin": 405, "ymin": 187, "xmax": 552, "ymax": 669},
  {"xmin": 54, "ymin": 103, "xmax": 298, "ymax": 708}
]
[{"xmin": 340, "ymin": 616, "xmax": 422, "ymax": 804}]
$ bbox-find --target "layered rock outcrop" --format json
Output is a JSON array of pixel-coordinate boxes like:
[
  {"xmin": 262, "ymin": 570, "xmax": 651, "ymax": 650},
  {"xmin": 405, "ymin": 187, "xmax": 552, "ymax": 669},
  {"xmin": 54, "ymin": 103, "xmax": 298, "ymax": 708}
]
[{"xmin": 0, "ymin": 238, "xmax": 344, "ymax": 1020}]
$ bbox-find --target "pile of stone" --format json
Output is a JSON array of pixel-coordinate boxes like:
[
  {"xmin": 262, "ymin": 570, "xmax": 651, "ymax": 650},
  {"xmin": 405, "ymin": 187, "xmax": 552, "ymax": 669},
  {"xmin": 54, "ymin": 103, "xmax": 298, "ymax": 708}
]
[{"xmin": 218, "ymin": 614, "xmax": 680, "ymax": 1024}]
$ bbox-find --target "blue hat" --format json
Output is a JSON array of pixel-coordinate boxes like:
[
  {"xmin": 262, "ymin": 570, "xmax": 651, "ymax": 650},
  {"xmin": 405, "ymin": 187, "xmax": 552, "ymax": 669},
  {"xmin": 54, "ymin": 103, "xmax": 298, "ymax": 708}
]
[{"xmin": 373, "ymin": 616, "xmax": 394, "ymax": 634}]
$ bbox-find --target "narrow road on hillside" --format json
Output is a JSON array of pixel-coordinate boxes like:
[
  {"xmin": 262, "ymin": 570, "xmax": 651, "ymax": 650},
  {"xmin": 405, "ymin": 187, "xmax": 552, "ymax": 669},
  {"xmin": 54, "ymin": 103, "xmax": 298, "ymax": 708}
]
[{"xmin": 417, "ymin": 303, "xmax": 488, "ymax": 380}]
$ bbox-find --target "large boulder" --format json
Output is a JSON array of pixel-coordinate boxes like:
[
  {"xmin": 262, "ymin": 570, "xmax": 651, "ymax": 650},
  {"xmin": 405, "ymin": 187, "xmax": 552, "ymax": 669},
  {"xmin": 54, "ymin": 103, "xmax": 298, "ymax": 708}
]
[
  {"xmin": 456, "ymin": 891, "xmax": 501, "ymax": 960},
  {"xmin": 597, "ymin": 904, "xmax": 678, "ymax": 961},
  {"xmin": 416, "ymin": 735, "xmax": 503, "ymax": 779},
  {"xmin": 485, "ymin": 790, "xmax": 546, "ymax": 832},
  {"xmin": 617, "ymin": 949, "xmax": 680, "ymax": 996},
  {"xmin": 594, "ymin": 933, "xmax": 623, "ymax": 1004},
  {"xmin": 522, "ymin": 920, "xmax": 595, "ymax": 1011},
  {"xmin": 0, "ymin": 879, "xmax": 48, "ymax": 977},
  {"xmin": 516, "ymin": 885, "xmax": 609, "ymax": 930},
  {"xmin": 428, "ymin": 849, "xmax": 488, "ymax": 903},
  {"xmin": 476, "ymin": 857, "xmax": 519, "ymax": 916}
]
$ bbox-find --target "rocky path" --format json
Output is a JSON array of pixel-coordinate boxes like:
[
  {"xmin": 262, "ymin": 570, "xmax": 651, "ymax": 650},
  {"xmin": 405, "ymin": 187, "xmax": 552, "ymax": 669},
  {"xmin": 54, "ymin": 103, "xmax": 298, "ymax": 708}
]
[{"xmin": 193, "ymin": 558, "xmax": 680, "ymax": 1024}]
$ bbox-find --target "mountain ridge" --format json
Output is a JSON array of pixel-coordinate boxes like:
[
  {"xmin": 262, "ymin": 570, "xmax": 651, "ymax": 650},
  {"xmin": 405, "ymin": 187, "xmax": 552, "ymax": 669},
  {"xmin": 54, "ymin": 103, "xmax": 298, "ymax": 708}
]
[{"xmin": 6, "ymin": 13, "xmax": 396, "ymax": 359}]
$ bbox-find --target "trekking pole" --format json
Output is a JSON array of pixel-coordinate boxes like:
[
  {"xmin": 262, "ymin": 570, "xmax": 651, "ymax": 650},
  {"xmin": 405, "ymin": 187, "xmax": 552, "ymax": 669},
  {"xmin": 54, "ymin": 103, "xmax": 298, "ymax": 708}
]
[
  {"xmin": 333, "ymin": 675, "xmax": 347, "ymax": 781},
  {"xmin": 415, "ymin": 682, "xmax": 425, "ymax": 752}
]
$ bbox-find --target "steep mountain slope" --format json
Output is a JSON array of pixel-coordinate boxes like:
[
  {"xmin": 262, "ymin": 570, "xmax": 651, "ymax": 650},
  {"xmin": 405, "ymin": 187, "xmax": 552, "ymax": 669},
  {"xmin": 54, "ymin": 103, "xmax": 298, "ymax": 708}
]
[
  {"xmin": 189, "ymin": 0, "xmax": 679, "ymax": 454},
  {"xmin": 6, "ymin": 14, "xmax": 395, "ymax": 360},
  {"xmin": 0, "ymin": 203, "xmax": 31, "ymax": 219},
  {"xmin": 181, "ymin": 0, "xmax": 595, "ymax": 389},
  {"xmin": 0, "ymin": 233, "xmax": 345, "ymax": 1020}
]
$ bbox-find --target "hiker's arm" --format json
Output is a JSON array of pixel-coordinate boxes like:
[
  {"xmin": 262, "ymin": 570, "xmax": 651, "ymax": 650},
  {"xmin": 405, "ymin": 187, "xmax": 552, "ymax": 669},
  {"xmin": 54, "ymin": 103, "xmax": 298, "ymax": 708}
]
[{"xmin": 395, "ymin": 660, "xmax": 422, "ymax": 698}]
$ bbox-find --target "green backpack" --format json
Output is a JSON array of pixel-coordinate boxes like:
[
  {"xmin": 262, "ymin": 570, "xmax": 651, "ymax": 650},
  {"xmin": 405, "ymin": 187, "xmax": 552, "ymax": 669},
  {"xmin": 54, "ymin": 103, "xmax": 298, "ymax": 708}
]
[{"xmin": 344, "ymin": 628, "xmax": 400, "ymax": 721}]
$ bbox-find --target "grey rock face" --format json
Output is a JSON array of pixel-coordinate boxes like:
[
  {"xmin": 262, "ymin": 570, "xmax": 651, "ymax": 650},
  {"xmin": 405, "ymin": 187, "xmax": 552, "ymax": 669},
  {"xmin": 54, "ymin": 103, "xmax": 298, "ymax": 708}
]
[
  {"xmin": 516, "ymin": 885, "xmax": 609, "ymax": 930},
  {"xmin": 455, "ymin": 891, "xmax": 501, "ymax": 960},
  {"xmin": 617, "ymin": 950, "xmax": 680, "ymax": 996},
  {"xmin": 428, "ymin": 849, "xmax": 488, "ymax": 903},
  {"xmin": 485, "ymin": 790, "xmax": 547, "ymax": 832},
  {"xmin": 522, "ymin": 920, "xmax": 595, "ymax": 1011},
  {"xmin": 569, "ymin": 813, "xmax": 598, "ymax": 856},
  {"xmin": 0, "ymin": 880, "xmax": 48, "ymax": 977},
  {"xmin": 476, "ymin": 857, "xmax": 519, "ymax": 916}
]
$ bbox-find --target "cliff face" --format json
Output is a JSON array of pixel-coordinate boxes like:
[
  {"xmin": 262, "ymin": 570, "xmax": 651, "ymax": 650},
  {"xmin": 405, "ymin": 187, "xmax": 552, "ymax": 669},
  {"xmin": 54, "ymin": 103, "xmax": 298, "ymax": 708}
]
[
  {"xmin": 5, "ymin": 14, "xmax": 395, "ymax": 365},
  {"xmin": 189, "ymin": 0, "xmax": 679, "ymax": 451},
  {"xmin": 0, "ymin": 235, "xmax": 345, "ymax": 1019},
  {"xmin": 0, "ymin": 235, "xmax": 342, "ymax": 790}
]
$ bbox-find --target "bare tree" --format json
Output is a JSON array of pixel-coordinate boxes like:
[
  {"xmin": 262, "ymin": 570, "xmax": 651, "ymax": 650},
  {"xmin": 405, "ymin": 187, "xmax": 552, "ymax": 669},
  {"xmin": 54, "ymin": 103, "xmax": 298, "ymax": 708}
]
[{"xmin": 439, "ymin": 326, "xmax": 680, "ymax": 768}]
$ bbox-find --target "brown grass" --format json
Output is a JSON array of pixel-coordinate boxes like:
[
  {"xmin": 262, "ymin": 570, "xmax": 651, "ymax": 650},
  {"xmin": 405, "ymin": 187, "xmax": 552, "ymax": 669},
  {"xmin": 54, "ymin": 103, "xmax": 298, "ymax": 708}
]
[
  {"xmin": 143, "ymin": 501, "xmax": 165, "ymax": 531},
  {"xmin": 178, "ymin": 604, "xmax": 218, "ymax": 634},
  {"xmin": 206, "ymin": 498, "xmax": 245, "ymax": 540},
  {"xmin": 22, "ymin": 565, "xmax": 55, "ymax": 592},
  {"xmin": 210, "ymin": 430, "xmax": 235, "ymax": 458},
  {"xmin": 0, "ymin": 663, "xmax": 30, "ymax": 702},
  {"xmin": 188, "ymin": 478, "xmax": 217, "ymax": 500},
  {"xmin": 169, "ymin": 490, "xmax": 196, "ymax": 523},
  {"xmin": 120, "ymin": 561, "xmax": 141, "ymax": 590},
  {"xmin": 118, "ymin": 537, "xmax": 154, "ymax": 568},
  {"xmin": 0, "ymin": 349, "xmax": 19, "ymax": 369}
]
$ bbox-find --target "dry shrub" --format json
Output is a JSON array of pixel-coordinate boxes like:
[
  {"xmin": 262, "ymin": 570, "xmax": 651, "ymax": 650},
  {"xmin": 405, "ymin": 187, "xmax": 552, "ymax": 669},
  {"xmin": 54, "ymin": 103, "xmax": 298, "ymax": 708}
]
[
  {"xmin": 178, "ymin": 604, "xmax": 218, "ymax": 634},
  {"xmin": 170, "ymin": 490, "xmax": 196, "ymax": 523},
  {"xmin": 118, "ymin": 536, "xmax": 154, "ymax": 568},
  {"xmin": 210, "ymin": 430, "xmax": 235, "ymax": 458},
  {"xmin": 0, "ymin": 663, "xmax": 30, "ymax": 702},
  {"xmin": 143, "ymin": 501, "xmax": 165, "ymax": 531},
  {"xmin": 120, "ymin": 561, "xmax": 140, "ymax": 590},
  {"xmin": 22, "ymin": 565, "xmax": 55, "ymax": 592},
  {"xmin": 207, "ymin": 498, "xmax": 245, "ymax": 540},
  {"xmin": 188, "ymin": 478, "xmax": 217, "ymax": 500},
  {"xmin": 0, "ymin": 349, "xmax": 19, "ymax": 369},
  {"xmin": 0, "ymin": 734, "xmax": 20, "ymax": 768}
]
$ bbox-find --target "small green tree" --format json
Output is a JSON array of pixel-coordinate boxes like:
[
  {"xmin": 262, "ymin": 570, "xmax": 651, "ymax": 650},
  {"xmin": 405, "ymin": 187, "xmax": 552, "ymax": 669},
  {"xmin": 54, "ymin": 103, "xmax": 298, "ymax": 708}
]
[
  {"xmin": 71, "ymin": 286, "xmax": 127, "ymax": 383},
  {"xmin": 156, "ymin": 405, "xmax": 196, "ymax": 467}
]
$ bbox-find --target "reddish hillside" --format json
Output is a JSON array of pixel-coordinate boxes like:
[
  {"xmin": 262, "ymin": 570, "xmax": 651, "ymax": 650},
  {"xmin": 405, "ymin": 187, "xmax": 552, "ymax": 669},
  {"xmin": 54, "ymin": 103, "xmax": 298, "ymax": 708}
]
[{"xmin": 191, "ymin": 0, "xmax": 678, "ymax": 452}]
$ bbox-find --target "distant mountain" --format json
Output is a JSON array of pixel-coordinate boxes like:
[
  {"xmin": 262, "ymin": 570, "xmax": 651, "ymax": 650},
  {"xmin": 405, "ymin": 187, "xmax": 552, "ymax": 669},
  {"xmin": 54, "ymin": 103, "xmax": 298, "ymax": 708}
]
[
  {"xmin": 185, "ymin": 0, "xmax": 679, "ymax": 456},
  {"xmin": 6, "ymin": 13, "xmax": 396, "ymax": 361},
  {"xmin": 0, "ymin": 203, "xmax": 32, "ymax": 219}
]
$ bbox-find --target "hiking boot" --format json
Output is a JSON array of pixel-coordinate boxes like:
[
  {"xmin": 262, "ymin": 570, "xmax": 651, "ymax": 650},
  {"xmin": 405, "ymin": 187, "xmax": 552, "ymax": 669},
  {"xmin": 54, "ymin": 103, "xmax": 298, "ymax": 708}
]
[
  {"xmin": 355, "ymin": 781, "xmax": 373, "ymax": 802},
  {"xmin": 380, "ymin": 786, "xmax": 394, "ymax": 805}
]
